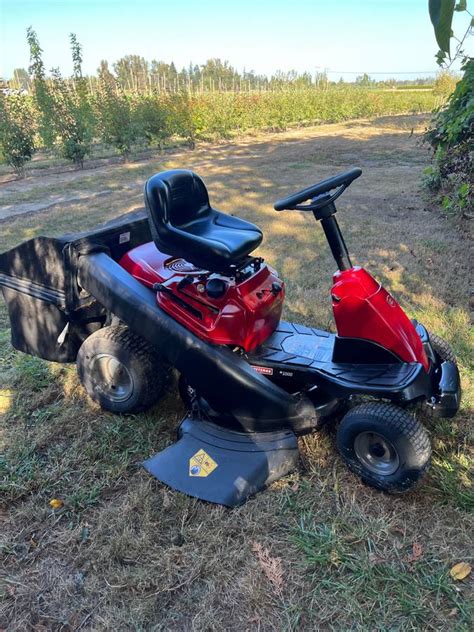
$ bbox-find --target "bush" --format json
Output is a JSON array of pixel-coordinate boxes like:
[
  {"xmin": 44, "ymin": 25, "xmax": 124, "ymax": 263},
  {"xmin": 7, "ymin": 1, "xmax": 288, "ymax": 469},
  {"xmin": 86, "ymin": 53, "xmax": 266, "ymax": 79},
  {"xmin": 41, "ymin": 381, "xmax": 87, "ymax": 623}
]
[
  {"xmin": 94, "ymin": 68, "xmax": 144, "ymax": 158},
  {"xmin": 133, "ymin": 94, "xmax": 172, "ymax": 148},
  {"xmin": 0, "ymin": 94, "xmax": 36, "ymax": 177},
  {"xmin": 433, "ymin": 70, "xmax": 459, "ymax": 98},
  {"xmin": 424, "ymin": 59, "xmax": 473, "ymax": 217},
  {"xmin": 49, "ymin": 68, "xmax": 94, "ymax": 167},
  {"xmin": 169, "ymin": 91, "xmax": 196, "ymax": 148}
]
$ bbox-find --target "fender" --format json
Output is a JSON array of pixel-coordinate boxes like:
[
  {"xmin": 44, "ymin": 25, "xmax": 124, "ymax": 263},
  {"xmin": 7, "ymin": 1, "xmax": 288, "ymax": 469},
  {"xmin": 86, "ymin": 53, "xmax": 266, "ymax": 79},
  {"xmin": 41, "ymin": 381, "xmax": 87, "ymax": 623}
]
[{"xmin": 332, "ymin": 267, "xmax": 429, "ymax": 371}]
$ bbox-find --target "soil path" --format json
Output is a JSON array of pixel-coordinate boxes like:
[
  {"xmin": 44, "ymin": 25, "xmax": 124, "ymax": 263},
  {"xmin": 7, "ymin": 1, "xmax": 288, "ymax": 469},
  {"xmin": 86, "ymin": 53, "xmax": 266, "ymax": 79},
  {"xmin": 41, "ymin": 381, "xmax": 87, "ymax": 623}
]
[{"xmin": 0, "ymin": 114, "xmax": 427, "ymax": 220}]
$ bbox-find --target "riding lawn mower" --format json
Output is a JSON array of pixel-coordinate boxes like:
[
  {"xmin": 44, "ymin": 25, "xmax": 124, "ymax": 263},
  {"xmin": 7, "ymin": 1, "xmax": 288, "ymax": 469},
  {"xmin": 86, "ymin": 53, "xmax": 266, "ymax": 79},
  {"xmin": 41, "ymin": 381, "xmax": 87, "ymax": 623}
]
[{"xmin": 0, "ymin": 168, "xmax": 461, "ymax": 506}]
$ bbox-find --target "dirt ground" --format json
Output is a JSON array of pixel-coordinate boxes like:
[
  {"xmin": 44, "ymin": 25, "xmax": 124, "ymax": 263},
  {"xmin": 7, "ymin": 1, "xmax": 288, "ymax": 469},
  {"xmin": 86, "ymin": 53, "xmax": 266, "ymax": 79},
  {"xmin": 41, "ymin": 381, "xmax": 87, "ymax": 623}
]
[{"xmin": 1, "ymin": 115, "xmax": 473, "ymax": 631}]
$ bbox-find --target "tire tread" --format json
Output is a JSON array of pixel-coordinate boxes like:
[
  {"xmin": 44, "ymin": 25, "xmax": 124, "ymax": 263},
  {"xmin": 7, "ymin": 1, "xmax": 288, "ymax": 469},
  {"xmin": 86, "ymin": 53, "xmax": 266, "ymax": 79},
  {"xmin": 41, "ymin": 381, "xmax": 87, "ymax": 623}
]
[
  {"xmin": 429, "ymin": 332, "xmax": 457, "ymax": 364},
  {"xmin": 337, "ymin": 402, "xmax": 431, "ymax": 492},
  {"xmin": 77, "ymin": 325, "xmax": 171, "ymax": 412}
]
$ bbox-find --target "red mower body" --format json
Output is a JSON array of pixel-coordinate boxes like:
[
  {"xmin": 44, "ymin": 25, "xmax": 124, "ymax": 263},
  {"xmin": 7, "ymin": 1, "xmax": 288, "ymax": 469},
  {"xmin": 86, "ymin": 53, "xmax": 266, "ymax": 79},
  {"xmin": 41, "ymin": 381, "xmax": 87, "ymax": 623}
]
[
  {"xmin": 120, "ymin": 245, "xmax": 428, "ymax": 369},
  {"xmin": 119, "ymin": 242, "xmax": 284, "ymax": 352},
  {"xmin": 332, "ymin": 267, "xmax": 429, "ymax": 370}
]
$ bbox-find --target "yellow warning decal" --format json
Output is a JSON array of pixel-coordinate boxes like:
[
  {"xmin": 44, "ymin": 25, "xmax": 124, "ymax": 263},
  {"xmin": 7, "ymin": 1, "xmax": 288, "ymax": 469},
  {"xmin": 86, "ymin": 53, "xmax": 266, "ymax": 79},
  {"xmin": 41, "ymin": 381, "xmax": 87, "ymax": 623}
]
[{"xmin": 189, "ymin": 449, "xmax": 218, "ymax": 477}]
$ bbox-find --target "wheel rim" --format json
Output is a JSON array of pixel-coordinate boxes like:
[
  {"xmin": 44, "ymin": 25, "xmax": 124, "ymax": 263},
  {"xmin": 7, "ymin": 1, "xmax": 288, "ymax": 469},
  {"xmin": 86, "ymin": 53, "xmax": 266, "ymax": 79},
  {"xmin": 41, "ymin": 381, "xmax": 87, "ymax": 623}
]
[
  {"xmin": 354, "ymin": 431, "xmax": 400, "ymax": 476},
  {"xmin": 89, "ymin": 353, "xmax": 134, "ymax": 403}
]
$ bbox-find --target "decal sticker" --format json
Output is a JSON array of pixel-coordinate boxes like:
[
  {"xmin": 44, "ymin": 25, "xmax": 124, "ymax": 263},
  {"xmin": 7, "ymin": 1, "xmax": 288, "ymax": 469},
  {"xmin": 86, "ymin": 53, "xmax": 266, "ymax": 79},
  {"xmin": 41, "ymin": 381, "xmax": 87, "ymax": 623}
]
[
  {"xmin": 251, "ymin": 365, "xmax": 274, "ymax": 376},
  {"xmin": 119, "ymin": 231, "xmax": 131, "ymax": 244},
  {"xmin": 189, "ymin": 449, "xmax": 218, "ymax": 477}
]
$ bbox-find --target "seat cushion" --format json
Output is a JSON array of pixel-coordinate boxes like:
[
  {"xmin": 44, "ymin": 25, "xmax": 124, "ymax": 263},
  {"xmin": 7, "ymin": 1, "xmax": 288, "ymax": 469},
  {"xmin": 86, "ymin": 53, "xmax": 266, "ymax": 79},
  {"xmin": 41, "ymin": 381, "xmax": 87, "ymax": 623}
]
[{"xmin": 145, "ymin": 170, "xmax": 263, "ymax": 271}]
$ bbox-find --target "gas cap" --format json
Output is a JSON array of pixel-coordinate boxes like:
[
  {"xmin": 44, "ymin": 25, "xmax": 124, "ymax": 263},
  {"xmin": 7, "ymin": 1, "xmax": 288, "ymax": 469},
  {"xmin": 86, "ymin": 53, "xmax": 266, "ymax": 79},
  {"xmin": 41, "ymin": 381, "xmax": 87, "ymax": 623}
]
[{"xmin": 205, "ymin": 278, "xmax": 227, "ymax": 299}]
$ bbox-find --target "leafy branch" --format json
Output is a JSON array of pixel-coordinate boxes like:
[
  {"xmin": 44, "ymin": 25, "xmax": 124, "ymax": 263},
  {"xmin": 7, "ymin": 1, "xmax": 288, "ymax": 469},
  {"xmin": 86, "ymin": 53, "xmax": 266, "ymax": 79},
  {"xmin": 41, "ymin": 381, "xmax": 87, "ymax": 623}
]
[{"xmin": 429, "ymin": 0, "xmax": 473, "ymax": 66}]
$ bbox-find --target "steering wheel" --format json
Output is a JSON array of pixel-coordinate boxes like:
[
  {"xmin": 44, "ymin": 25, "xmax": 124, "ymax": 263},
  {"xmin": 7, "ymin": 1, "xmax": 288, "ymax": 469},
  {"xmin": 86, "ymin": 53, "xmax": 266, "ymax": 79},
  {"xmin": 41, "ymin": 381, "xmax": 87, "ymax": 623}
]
[{"xmin": 274, "ymin": 168, "xmax": 362, "ymax": 212}]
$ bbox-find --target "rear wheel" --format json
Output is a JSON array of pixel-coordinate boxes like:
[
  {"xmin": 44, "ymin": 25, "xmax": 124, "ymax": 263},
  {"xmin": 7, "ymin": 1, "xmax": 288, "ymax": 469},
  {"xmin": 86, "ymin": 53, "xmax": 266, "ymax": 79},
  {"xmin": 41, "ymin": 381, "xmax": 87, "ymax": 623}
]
[
  {"xmin": 336, "ymin": 402, "xmax": 431, "ymax": 492},
  {"xmin": 77, "ymin": 325, "xmax": 171, "ymax": 414}
]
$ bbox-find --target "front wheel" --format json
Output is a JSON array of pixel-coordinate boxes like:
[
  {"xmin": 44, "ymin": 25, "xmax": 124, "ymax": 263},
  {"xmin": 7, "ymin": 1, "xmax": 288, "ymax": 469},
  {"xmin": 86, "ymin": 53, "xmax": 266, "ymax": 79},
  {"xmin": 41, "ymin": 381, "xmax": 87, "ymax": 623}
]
[
  {"xmin": 428, "ymin": 332, "xmax": 457, "ymax": 365},
  {"xmin": 336, "ymin": 402, "xmax": 431, "ymax": 492}
]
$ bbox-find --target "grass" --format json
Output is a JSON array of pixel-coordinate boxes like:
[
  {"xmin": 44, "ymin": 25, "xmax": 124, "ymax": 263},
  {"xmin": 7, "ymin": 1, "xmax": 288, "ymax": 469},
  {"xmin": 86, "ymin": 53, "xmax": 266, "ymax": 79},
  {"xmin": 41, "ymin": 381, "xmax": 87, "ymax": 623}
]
[
  {"xmin": 1, "ymin": 114, "xmax": 472, "ymax": 630},
  {"xmin": 290, "ymin": 508, "xmax": 472, "ymax": 629}
]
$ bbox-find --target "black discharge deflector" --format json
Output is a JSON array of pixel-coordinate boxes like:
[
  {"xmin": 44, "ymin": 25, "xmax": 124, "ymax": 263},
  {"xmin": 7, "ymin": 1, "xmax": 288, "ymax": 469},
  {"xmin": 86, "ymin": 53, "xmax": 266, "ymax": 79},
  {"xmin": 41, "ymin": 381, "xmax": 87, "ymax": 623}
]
[{"xmin": 143, "ymin": 417, "xmax": 299, "ymax": 507}]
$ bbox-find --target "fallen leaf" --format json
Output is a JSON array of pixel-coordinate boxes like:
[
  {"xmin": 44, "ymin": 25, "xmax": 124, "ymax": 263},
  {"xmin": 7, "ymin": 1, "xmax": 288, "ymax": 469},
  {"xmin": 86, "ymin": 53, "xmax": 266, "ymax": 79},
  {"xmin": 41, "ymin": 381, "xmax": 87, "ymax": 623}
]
[
  {"xmin": 252, "ymin": 542, "xmax": 284, "ymax": 594},
  {"xmin": 450, "ymin": 562, "xmax": 471, "ymax": 581},
  {"xmin": 407, "ymin": 542, "xmax": 423, "ymax": 563},
  {"xmin": 0, "ymin": 389, "xmax": 14, "ymax": 414},
  {"xmin": 49, "ymin": 498, "xmax": 64, "ymax": 509}
]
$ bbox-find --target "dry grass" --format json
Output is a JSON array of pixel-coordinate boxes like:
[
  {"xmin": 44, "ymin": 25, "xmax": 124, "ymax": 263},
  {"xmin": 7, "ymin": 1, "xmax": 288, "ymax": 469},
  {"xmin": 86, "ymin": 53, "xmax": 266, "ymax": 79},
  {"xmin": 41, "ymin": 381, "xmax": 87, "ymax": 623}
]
[{"xmin": 1, "ymin": 114, "xmax": 473, "ymax": 631}]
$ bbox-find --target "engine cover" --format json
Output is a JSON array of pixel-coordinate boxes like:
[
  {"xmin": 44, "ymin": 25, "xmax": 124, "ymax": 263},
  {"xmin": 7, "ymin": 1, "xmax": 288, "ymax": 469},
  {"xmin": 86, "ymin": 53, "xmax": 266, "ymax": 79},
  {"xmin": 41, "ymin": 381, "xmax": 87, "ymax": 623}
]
[{"xmin": 119, "ymin": 241, "xmax": 284, "ymax": 351}]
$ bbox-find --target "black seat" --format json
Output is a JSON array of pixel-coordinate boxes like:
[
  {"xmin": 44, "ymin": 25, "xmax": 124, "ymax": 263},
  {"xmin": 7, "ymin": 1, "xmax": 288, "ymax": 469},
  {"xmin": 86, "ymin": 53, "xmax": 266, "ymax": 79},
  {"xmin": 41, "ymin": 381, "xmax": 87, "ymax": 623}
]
[{"xmin": 144, "ymin": 170, "xmax": 263, "ymax": 272}]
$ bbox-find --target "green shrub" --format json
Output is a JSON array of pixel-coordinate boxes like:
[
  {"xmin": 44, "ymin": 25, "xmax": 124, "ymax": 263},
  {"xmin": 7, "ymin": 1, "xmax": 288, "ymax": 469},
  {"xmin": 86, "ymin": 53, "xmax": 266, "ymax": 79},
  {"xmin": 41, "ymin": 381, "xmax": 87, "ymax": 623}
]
[
  {"xmin": 133, "ymin": 94, "xmax": 172, "ymax": 148},
  {"xmin": 94, "ymin": 67, "xmax": 143, "ymax": 158},
  {"xmin": 49, "ymin": 68, "xmax": 93, "ymax": 167},
  {"xmin": 433, "ymin": 70, "xmax": 459, "ymax": 97},
  {"xmin": 425, "ymin": 59, "xmax": 473, "ymax": 217},
  {"xmin": 170, "ymin": 91, "xmax": 197, "ymax": 148},
  {"xmin": 0, "ymin": 94, "xmax": 36, "ymax": 177}
]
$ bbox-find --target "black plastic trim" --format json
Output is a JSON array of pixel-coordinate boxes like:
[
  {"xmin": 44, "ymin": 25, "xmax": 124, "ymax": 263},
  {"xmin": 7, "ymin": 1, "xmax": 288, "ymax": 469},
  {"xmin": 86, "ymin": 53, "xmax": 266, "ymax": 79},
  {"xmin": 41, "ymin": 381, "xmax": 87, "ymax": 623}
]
[
  {"xmin": 332, "ymin": 336, "xmax": 401, "ymax": 364},
  {"xmin": 429, "ymin": 361, "xmax": 461, "ymax": 418}
]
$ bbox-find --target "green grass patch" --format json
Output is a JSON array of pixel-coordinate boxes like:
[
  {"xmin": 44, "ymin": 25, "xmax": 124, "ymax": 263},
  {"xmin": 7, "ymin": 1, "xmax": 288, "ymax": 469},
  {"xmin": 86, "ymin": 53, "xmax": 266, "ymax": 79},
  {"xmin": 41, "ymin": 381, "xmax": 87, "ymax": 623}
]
[{"xmin": 291, "ymin": 513, "xmax": 472, "ymax": 629}]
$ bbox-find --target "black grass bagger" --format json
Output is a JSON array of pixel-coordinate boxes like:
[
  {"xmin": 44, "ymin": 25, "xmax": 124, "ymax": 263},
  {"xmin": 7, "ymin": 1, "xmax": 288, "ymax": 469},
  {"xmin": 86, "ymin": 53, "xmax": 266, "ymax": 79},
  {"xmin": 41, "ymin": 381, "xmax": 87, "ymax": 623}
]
[{"xmin": 0, "ymin": 168, "xmax": 461, "ymax": 506}]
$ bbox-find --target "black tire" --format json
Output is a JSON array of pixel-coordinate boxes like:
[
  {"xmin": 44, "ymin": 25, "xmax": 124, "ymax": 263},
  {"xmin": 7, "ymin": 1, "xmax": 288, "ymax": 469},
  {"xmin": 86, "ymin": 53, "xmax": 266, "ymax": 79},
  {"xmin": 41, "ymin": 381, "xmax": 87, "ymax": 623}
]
[
  {"xmin": 336, "ymin": 402, "xmax": 431, "ymax": 492},
  {"xmin": 77, "ymin": 325, "xmax": 171, "ymax": 414},
  {"xmin": 429, "ymin": 332, "xmax": 457, "ymax": 364}
]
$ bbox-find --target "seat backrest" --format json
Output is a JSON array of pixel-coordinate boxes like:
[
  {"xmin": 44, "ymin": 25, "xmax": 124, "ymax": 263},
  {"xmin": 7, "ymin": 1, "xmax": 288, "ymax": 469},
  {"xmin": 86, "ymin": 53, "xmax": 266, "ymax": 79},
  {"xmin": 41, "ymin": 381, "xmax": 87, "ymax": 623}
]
[{"xmin": 144, "ymin": 170, "xmax": 211, "ymax": 231}]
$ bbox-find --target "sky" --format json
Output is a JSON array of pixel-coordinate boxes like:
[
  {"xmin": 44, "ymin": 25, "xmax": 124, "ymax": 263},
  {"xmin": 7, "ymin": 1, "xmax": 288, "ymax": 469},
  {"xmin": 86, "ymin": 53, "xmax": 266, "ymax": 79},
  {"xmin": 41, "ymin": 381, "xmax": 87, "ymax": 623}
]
[{"xmin": 1, "ymin": 0, "xmax": 472, "ymax": 81}]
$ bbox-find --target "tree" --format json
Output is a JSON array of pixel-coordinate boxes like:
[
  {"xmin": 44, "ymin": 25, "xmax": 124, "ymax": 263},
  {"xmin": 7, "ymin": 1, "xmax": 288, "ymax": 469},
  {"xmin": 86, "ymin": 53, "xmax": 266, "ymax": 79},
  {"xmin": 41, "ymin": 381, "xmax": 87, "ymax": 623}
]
[
  {"xmin": 27, "ymin": 26, "xmax": 55, "ymax": 147},
  {"xmin": 0, "ymin": 93, "xmax": 36, "ymax": 177},
  {"xmin": 26, "ymin": 29, "xmax": 94, "ymax": 167},
  {"xmin": 48, "ymin": 65, "xmax": 93, "ymax": 168},
  {"xmin": 355, "ymin": 73, "xmax": 374, "ymax": 87},
  {"xmin": 95, "ymin": 62, "xmax": 141, "ymax": 158},
  {"xmin": 114, "ymin": 55, "xmax": 149, "ymax": 92}
]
